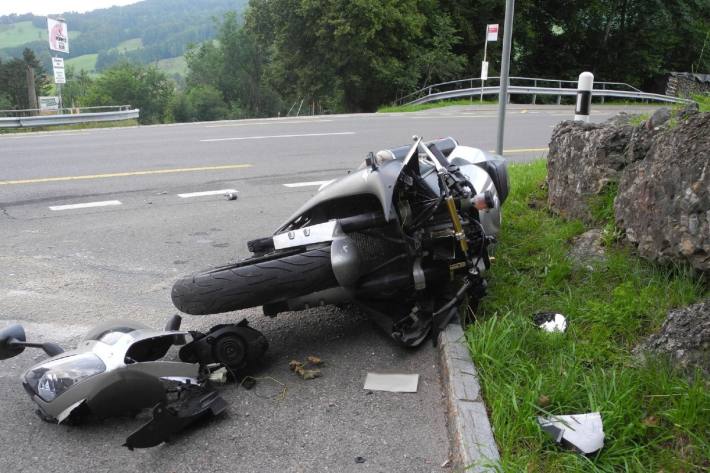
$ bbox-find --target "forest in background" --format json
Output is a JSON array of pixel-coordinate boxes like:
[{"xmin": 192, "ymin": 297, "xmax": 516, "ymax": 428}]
[{"xmin": 1, "ymin": 0, "xmax": 708, "ymax": 121}]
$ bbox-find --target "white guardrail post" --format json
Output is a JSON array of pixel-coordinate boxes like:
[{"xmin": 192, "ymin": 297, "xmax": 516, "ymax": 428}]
[{"xmin": 574, "ymin": 72, "xmax": 594, "ymax": 122}]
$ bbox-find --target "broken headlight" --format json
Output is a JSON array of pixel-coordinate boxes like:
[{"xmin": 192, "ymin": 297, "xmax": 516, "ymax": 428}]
[{"xmin": 24, "ymin": 353, "xmax": 106, "ymax": 402}]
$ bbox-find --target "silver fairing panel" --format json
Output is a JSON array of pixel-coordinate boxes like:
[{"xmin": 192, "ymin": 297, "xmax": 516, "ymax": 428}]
[
  {"xmin": 448, "ymin": 146, "xmax": 504, "ymax": 237},
  {"xmin": 275, "ymin": 159, "xmax": 404, "ymax": 233},
  {"xmin": 274, "ymin": 144, "xmax": 504, "ymax": 238}
]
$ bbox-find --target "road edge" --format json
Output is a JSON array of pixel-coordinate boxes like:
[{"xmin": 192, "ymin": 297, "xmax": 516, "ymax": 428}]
[{"xmin": 438, "ymin": 324, "xmax": 500, "ymax": 472}]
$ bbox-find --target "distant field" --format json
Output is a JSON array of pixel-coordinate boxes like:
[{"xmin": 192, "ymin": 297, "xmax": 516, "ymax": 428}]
[
  {"xmin": 115, "ymin": 37, "xmax": 142, "ymax": 52},
  {"xmin": 157, "ymin": 55, "xmax": 187, "ymax": 76},
  {"xmin": 65, "ymin": 53, "xmax": 98, "ymax": 73},
  {"xmin": 0, "ymin": 20, "xmax": 44, "ymax": 48}
]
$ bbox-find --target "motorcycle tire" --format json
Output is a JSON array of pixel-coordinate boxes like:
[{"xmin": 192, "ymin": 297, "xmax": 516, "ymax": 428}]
[{"xmin": 171, "ymin": 246, "xmax": 337, "ymax": 315}]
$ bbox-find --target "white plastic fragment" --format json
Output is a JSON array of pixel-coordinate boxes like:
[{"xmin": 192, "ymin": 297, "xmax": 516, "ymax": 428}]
[
  {"xmin": 533, "ymin": 312, "xmax": 568, "ymax": 333},
  {"xmin": 364, "ymin": 373, "xmax": 419, "ymax": 393},
  {"xmin": 209, "ymin": 367, "xmax": 229, "ymax": 384},
  {"xmin": 537, "ymin": 412, "xmax": 605, "ymax": 455}
]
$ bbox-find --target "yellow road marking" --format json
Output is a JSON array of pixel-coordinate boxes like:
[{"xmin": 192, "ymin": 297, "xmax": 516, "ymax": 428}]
[
  {"xmin": 488, "ymin": 147, "xmax": 549, "ymax": 154},
  {"xmin": 0, "ymin": 163, "xmax": 253, "ymax": 186}
]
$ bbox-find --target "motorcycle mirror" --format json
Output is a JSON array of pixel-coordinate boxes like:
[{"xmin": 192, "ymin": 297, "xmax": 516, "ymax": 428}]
[
  {"xmin": 0, "ymin": 324, "xmax": 27, "ymax": 360},
  {"xmin": 0, "ymin": 324, "xmax": 65, "ymax": 359},
  {"xmin": 41, "ymin": 342, "xmax": 65, "ymax": 357}
]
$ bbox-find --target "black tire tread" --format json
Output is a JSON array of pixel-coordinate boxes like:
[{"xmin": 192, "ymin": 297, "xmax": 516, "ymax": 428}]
[{"xmin": 171, "ymin": 247, "xmax": 336, "ymax": 315}]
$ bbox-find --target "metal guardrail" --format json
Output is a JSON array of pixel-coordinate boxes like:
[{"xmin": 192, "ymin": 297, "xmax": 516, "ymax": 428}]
[
  {"xmin": 397, "ymin": 76, "xmax": 693, "ymax": 106},
  {"xmin": 0, "ymin": 106, "xmax": 140, "ymax": 128}
]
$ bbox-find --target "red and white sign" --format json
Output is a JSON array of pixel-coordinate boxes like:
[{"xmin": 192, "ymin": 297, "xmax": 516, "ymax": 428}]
[
  {"xmin": 47, "ymin": 18, "xmax": 69, "ymax": 53},
  {"xmin": 486, "ymin": 24, "xmax": 499, "ymax": 42}
]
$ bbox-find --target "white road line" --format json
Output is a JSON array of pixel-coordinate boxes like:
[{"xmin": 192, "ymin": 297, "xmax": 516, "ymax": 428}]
[
  {"xmin": 283, "ymin": 180, "xmax": 333, "ymax": 188},
  {"xmin": 49, "ymin": 200, "xmax": 122, "ymax": 211},
  {"xmin": 178, "ymin": 189, "xmax": 238, "ymax": 198},
  {"xmin": 205, "ymin": 119, "xmax": 333, "ymax": 128},
  {"xmin": 200, "ymin": 132, "xmax": 355, "ymax": 142}
]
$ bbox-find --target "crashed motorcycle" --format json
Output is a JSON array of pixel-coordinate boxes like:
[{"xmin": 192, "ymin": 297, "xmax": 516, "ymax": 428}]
[{"xmin": 172, "ymin": 136, "xmax": 508, "ymax": 346}]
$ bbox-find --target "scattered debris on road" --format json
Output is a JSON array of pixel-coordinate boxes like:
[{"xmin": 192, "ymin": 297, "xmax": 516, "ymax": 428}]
[
  {"xmin": 533, "ymin": 312, "xmax": 568, "ymax": 333},
  {"xmin": 363, "ymin": 373, "xmax": 419, "ymax": 393},
  {"xmin": 537, "ymin": 412, "xmax": 605, "ymax": 455},
  {"xmin": 0, "ymin": 315, "xmax": 270, "ymax": 449},
  {"xmin": 355, "ymin": 456, "xmax": 366, "ymax": 464},
  {"xmin": 288, "ymin": 356, "xmax": 324, "ymax": 380},
  {"xmin": 209, "ymin": 367, "xmax": 229, "ymax": 384}
]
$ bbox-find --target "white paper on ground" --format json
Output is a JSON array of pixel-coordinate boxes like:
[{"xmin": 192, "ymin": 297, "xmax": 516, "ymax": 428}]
[
  {"xmin": 364, "ymin": 373, "xmax": 419, "ymax": 393},
  {"xmin": 538, "ymin": 412, "xmax": 605, "ymax": 454}
]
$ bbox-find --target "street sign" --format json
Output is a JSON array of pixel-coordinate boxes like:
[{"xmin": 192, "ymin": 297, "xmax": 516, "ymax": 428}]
[
  {"xmin": 52, "ymin": 57, "xmax": 66, "ymax": 84},
  {"xmin": 47, "ymin": 18, "xmax": 69, "ymax": 53},
  {"xmin": 486, "ymin": 24, "xmax": 499, "ymax": 42},
  {"xmin": 481, "ymin": 61, "xmax": 489, "ymax": 81},
  {"xmin": 54, "ymin": 70, "xmax": 66, "ymax": 84},
  {"xmin": 39, "ymin": 96, "xmax": 60, "ymax": 111}
]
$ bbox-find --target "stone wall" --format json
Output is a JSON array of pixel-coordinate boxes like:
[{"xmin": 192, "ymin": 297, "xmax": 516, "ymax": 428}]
[
  {"xmin": 665, "ymin": 72, "xmax": 710, "ymax": 98},
  {"xmin": 547, "ymin": 106, "xmax": 709, "ymax": 272}
]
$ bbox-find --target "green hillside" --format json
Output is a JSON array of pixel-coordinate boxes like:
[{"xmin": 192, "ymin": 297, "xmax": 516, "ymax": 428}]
[
  {"xmin": 0, "ymin": 0, "xmax": 249, "ymax": 76},
  {"xmin": 65, "ymin": 53, "xmax": 98, "ymax": 73},
  {"xmin": 115, "ymin": 37, "xmax": 142, "ymax": 52},
  {"xmin": 157, "ymin": 55, "xmax": 186, "ymax": 76},
  {"xmin": 0, "ymin": 21, "xmax": 44, "ymax": 48}
]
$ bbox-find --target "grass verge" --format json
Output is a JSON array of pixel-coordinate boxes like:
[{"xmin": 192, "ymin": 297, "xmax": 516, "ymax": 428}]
[
  {"xmin": 693, "ymin": 93, "xmax": 710, "ymax": 112},
  {"xmin": 466, "ymin": 160, "xmax": 709, "ymax": 472},
  {"xmin": 377, "ymin": 98, "xmax": 498, "ymax": 113}
]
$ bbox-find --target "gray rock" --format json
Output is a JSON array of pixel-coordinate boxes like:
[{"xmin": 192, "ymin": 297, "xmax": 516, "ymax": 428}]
[
  {"xmin": 615, "ymin": 112, "xmax": 710, "ymax": 271},
  {"xmin": 547, "ymin": 120, "xmax": 633, "ymax": 222},
  {"xmin": 647, "ymin": 107, "xmax": 671, "ymax": 129},
  {"xmin": 568, "ymin": 229, "xmax": 606, "ymax": 265},
  {"xmin": 634, "ymin": 299, "xmax": 710, "ymax": 377}
]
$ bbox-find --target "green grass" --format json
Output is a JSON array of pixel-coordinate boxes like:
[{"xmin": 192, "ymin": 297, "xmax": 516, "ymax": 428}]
[
  {"xmin": 693, "ymin": 93, "xmax": 710, "ymax": 112},
  {"xmin": 0, "ymin": 21, "xmax": 45, "ymax": 48},
  {"xmin": 466, "ymin": 160, "xmax": 709, "ymax": 472},
  {"xmin": 157, "ymin": 55, "xmax": 187, "ymax": 76},
  {"xmin": 65, "ymin": 53, "xmax": 98, "ymax": 74},
  {"xmin": 377, "ymin": 98, "xmax": 498, "ymax": 113},
  {"xmin": 115, "ymin": 37, "xmax": 143, "ymax": 52}
]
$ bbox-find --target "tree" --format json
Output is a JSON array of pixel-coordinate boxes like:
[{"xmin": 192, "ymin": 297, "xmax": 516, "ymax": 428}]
[
  {"xmin": 62, "ymin": 66, "xmax": 94, "ymax": 108},
  {"xmin": 0, "ymin": 48, "xmax": 49, "ymax": 110},
  {"xmin": 84, "ymin": 62, "xmax": 174, "ymax": 123},
  {"xmin": 185, "ymin": 12, "xmax": 282, "ymax": 117}
]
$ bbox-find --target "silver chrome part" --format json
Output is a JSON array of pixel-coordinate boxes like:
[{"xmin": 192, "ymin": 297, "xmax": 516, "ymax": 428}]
[
  {"xmin": 401, "ymin": 136, "xmax": 423, "ymax": 167},
  {"xmin": 273, "ymin": 220, "xmax": 339, "ymax": 250},
  {"xmin": 330, "ymin": 235, "xmax": 361, "ymax": 287},
  {"xmin": 413, "ymin": 258, "xmax": 426, "ymax": 290}
]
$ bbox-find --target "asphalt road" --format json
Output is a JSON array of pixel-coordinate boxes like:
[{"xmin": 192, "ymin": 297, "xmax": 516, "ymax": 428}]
[{"xmin": 0, "ymin": 104, "xmax": 659, "ymax": 472}]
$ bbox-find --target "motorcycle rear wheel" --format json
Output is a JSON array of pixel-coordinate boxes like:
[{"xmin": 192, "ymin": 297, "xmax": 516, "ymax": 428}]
[{"xmin": 171, "ymin": 246, "xmax": 337, "ymax": 315}]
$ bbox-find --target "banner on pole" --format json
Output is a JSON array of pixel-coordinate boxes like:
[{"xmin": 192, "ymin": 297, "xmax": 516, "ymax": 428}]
[
  {"xmin": 486, "ymin": 24, "xmax": 499, "ymax": 42},
  {"xmin": 481, "ymin": 61, "xmax": 489, "ymax": 81},
  {"xmin": 47, "ymin": 18, "xmax": 69, "ymax": 53},
  {"xmin": 52, "ymin": 57, "xmax": 66, "ymax": 84}
]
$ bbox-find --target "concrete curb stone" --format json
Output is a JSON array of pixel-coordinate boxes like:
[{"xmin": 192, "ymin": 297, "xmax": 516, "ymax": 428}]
[{"xmin": 439, "ymin": 323, "xmax": 500, "ymax": 472}]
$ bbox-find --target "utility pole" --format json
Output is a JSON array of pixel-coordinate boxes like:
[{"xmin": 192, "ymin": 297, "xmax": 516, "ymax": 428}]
[
  {"xmin": 495, "ymin": 0, "xmax": 515, "ymax": 156},
  {"xmin": 25, "ymin": 64, "xmax": 38, "ymax": 113}
]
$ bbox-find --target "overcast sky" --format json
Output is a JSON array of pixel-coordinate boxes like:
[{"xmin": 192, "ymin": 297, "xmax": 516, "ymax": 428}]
[{"xmin": 0, "ymin": 1, "xmax": 143, "ymax": 16}]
